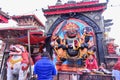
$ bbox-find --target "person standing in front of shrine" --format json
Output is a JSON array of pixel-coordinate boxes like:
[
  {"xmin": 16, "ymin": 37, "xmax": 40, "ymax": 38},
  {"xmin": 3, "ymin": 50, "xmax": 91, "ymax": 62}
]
[
  {"xmin": 112, "ymin": 60, "xmax": 120, "ymax": 80},
  {"xmin": 33, "ymin": 51, "xmax": 57, "ymax": 80},
  {"xmin": 85, "ymin": 54, "xmax": 98, "ymax": 71}
]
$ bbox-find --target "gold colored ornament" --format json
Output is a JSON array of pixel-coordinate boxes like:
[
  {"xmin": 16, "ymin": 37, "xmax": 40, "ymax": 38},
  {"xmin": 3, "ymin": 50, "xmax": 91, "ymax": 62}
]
[{"xmin": 9, "ymin": 57, "xmax": 22, "ymax": 69}]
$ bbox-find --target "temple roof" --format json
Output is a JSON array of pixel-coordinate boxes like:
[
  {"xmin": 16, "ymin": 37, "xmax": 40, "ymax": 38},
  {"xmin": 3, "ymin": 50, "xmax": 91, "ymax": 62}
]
[
  {"xmin": 43, "ymin": 1, "xmax": 107, "ymax": 16},
  {"xmin": 0, "ymin": 26, "xmax": 41, "ymax": 44},
  {"xmin": 12, "ymin": 14, "xmax": 45, "ymax": 27},
  {"xmin": 0, "ymin": 8, "xmax": 10, "ymax": 23}
]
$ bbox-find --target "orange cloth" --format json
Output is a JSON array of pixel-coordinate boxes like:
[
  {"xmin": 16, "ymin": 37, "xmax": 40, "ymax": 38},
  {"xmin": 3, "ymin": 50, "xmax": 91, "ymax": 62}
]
[{"xmin": 21, "ymin": 52, "xmax": 34, "ymax": 65}]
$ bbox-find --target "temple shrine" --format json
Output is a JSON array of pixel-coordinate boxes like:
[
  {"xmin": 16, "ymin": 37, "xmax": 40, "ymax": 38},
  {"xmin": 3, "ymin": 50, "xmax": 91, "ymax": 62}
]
[
  {"xmin": 43, "ymin": 0, "xmax": 107, "ymax": 66},
  {"xmin": 0, "ymin": 0, "xmax": 119, "ymax": 80},
  {"xmin": 42, "ymin": 0, "xmax": 118, "ymax": 79},
  {"xmin": 12, "ymin": 14, "xmax": 45, "ymax": 36}
]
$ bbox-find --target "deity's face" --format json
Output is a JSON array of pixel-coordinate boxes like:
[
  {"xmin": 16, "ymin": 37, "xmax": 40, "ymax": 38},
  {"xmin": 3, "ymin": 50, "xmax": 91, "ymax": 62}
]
[
  {"xmin": 63, "ymin": 22, "xmax": 79, "ymax": 38},
  {"xmin": 66, "ymin": 29, "xmax": 77, "ymax": 38}
]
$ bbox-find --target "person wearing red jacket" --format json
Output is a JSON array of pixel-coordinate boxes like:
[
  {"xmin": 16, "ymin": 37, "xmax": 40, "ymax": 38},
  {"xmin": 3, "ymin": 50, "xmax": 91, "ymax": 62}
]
[{"xmin": 85, "ymin": 54, "xmax": 98, "ymax": 71}]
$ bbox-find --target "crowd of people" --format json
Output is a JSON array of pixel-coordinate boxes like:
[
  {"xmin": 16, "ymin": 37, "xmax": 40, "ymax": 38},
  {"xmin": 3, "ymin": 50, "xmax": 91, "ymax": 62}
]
[
  {"xmin": 6, "ymin": 32, "xmax": 120, "ymax": 80},
  {"xmin": 31, "ymin": 33, "xmax": 120, "ymax": 80},
  {"xmin": 6, "ymin": 44, "xmax": 120, "ymax": 80},
  {"xmin": 32, "ymin": 51, "xmax": 120, "ymax": 80}
]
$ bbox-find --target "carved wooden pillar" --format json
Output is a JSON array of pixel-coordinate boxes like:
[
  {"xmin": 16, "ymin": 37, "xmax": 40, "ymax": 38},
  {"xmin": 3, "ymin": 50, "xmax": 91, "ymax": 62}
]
[{"xmin": 95, "ymin": 31, "xmax": 105, "ymax": 64}]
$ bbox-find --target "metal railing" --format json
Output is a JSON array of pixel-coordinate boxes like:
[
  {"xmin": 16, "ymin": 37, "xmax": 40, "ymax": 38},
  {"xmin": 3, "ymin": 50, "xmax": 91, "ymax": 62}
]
[{"xmin": 57, "ymin": 71, "xmax": 115, "ymax": 80}]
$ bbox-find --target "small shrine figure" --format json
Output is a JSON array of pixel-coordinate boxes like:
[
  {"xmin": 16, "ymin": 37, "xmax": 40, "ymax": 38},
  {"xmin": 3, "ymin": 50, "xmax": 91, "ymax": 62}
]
[{"xmin": 107, "ymin": 39, "xmax": 116, "ymax": 54}]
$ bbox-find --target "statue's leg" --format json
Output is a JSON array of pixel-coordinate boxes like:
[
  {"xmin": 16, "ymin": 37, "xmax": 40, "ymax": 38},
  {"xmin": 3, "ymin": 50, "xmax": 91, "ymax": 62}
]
[
  {"xmin": 7, "ymin": 67, "xmax": 13, "ymax": 80},
  {"xmin": 31, "ymin": 65, "xmax": 34, "ymax": 75},
  {"xmin": 18, "ymin": 68, "xmax": 28, "ymax": 80}
]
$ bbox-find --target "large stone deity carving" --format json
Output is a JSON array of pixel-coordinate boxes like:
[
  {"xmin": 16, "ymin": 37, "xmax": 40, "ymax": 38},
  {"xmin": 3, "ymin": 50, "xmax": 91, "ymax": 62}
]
[{"xmin": 51, "ymin": 19, "xmax": 96, "ymax": 71}]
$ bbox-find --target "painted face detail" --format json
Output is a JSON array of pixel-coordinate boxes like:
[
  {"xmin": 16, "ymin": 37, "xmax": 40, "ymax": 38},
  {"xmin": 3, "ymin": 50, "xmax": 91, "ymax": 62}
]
[
  {"xmin": 63, "ymin": 22, "xmax": 79, "ymax": 38},
  {"xmin": 66, "ymin": 29, "xmax": 77, "ymax": 38}
]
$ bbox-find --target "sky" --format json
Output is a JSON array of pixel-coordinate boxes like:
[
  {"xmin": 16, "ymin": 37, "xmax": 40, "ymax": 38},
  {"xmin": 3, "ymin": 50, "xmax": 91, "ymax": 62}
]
[
  {"xmin": 0, "ymin": 0, "xmax": 120, "ymax": 45},
  {"xmin": 103, "ymin": 0, "xmax": 120, "ymax": 46}
]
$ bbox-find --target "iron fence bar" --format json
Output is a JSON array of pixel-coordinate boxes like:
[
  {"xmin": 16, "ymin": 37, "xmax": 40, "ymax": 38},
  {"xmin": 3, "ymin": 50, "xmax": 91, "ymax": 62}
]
[
  {"xmin": 57, "ymin": 71, "xmax": 115, "ymax": 80},
  {"xmin": 57, "ymin": 73, "xmax": 59, "ymax": 80}
]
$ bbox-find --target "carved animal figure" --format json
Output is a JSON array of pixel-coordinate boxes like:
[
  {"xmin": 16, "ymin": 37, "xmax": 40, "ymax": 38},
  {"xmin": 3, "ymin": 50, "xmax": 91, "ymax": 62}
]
[{"xmin": 7, "ymin": 44, "xmax": 34, "ymax": 80}]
